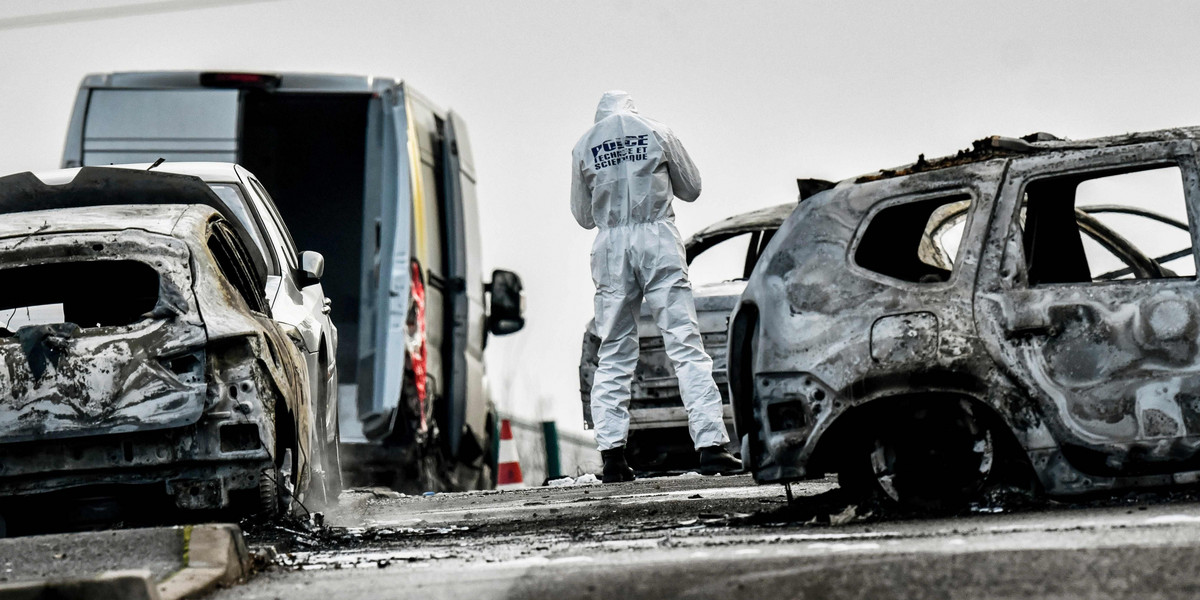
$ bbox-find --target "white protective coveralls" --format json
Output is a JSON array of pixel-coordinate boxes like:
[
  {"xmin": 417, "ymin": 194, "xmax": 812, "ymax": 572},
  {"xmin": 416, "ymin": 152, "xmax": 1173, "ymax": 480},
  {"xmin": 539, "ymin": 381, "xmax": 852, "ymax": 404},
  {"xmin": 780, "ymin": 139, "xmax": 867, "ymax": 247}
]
[{"xmin": 571, "ymin": 90, "xmax": 729, "ymax": 452}]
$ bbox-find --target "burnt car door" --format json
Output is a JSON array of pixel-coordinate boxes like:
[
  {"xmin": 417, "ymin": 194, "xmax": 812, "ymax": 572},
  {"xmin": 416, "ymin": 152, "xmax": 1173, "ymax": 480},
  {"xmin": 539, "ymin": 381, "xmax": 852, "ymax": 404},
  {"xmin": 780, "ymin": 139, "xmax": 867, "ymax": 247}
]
[{"xmin": 976, "ymin": 140, "xmax": 1200, "ymax": 472}]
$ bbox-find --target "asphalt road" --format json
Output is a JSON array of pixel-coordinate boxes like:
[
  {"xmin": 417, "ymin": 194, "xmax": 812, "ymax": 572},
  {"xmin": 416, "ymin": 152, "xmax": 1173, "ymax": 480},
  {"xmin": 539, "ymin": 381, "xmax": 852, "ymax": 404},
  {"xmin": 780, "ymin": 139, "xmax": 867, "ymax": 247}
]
[{"xmin": 212, "ymin": 474, "xmax": 1200, "ymax": 599}]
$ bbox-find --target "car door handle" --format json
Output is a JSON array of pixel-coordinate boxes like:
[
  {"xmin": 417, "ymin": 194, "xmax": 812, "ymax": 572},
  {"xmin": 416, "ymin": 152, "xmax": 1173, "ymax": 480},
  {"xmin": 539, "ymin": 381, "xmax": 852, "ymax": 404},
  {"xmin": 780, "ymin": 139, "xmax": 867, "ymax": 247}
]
[
  {"xmin": 995, "ymin": 292, "xmax": 1059, "ymax": 339},
  {"xmin": 1000, "ymin": 299, "xmax": 1069, "ymax": 339}
]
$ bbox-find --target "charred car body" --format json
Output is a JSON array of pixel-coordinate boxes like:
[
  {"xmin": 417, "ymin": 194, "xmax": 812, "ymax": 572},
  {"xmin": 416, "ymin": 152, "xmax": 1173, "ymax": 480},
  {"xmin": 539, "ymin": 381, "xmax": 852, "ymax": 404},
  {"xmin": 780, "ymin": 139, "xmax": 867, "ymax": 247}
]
[
  {"xmin": 580, "ymin": 203, "xmax": 794, "ymax": 470},
  {"xmin": 33, "ymin": 162, "xmax": 344, "ymax": 505},
  {"xmin": 731, "ymin": 129, "xmax": 1200, "ymax": 508},
  {"xmin": 0, "ymin": 169, "xmax": 314, "ymax": 530}
]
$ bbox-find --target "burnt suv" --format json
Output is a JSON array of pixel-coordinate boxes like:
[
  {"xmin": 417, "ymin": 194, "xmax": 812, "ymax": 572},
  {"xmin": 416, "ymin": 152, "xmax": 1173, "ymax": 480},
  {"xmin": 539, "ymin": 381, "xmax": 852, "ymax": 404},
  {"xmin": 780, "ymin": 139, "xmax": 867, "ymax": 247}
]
[{"xmin": 730, "ymin": 128, "xmax": 1200, "ymax": 509}]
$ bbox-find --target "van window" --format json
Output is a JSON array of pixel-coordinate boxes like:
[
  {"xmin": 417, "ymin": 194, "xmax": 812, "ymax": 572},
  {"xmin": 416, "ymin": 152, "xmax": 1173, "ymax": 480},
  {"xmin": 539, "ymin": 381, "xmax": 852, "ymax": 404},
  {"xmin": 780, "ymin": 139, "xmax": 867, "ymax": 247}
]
[
  {"xmin": 82, "ymin": 90, "xmax": 238, "ymax": 166},
  {"xmin": 855, "ymin": 194, "xmax": 973, "ymax": 284}
]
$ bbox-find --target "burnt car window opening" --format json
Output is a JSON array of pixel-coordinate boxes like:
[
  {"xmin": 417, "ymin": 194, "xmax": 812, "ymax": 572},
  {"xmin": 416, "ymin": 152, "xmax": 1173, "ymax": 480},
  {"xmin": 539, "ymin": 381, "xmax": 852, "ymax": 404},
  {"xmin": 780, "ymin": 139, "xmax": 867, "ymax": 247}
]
[
  {"xmin": 688, "ymin": 231, "xmax": 759, "ymax": 283},
  {"xmin": 0, "ymin": 261, "xmax": 159, "ymax": 331},
  {"xmin": 207, "ymin": 183, "xmax": 275, "ymax": 272},
  {"xmin": 752, "ymin": 229, "xmax": 776, "ymax": 273},
  {"xmin": 1022, "ymin": 165, "xmax": 1195, "ymax": 285},
  {"xmin": 208, "ymin": 221, "xmax": 269, "ymax": 314},
  {"xmin": 854, "ymin": 193, "xmax": 974, "ymax": 283}
]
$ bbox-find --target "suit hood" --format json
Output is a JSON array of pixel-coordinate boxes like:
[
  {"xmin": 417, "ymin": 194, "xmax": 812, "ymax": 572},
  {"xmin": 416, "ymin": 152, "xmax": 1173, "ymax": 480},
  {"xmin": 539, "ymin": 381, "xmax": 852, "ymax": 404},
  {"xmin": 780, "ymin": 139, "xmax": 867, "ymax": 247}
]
[{"xmin": 594, "ymin": 90, "xmax": 637, "ymax": 123}]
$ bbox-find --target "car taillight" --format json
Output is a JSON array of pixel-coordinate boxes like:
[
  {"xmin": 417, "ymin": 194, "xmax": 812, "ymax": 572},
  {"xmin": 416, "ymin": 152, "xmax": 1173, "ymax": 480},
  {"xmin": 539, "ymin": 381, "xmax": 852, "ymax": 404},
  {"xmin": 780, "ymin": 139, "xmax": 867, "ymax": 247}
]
[{"xmin": 406, "ymin": 260, "xmax": 429, "ymax": 430}]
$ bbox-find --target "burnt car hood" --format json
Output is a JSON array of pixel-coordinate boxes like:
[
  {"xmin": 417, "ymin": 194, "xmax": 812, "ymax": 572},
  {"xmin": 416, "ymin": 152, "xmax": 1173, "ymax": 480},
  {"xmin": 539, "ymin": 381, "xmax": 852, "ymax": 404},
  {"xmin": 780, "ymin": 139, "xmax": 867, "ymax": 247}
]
[
  {"xmin": 0, "ymin": 225, "xmax": 208, "ymax": 444},
  {"xmin": 635, "ymin": 280, "xmax": 746, "ymax": 338},
  {"xmin": 689, "ymin": 280, "xmax": 746, "ymax": 312},
  {"xmin": 583, "ymin": 280, "xmax": 746, "ymax": 339}
]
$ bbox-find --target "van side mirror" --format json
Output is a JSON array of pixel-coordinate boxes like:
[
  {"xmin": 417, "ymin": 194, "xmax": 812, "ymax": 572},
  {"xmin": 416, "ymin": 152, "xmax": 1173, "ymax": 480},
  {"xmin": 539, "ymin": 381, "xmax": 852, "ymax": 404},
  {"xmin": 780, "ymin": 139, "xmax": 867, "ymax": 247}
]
[
  {"xmin": 486, "ymin": 269, "xmax": 525, "ymax": 336},
  {"xmin": 300, "ymin": 250, "xmax": 325, "ymax": 285}
]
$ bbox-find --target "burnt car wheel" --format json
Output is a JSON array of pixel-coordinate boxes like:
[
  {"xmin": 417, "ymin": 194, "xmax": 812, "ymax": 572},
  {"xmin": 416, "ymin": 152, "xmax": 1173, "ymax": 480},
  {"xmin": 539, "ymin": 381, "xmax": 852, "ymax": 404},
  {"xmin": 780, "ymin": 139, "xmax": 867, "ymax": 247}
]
[
  {"xmin": 257, "ymin": 465, "xmax": 281, "ymax": 517},
  {"xmin": 839, "ymin": 399, "xmax": 993, "ymax": 512}
]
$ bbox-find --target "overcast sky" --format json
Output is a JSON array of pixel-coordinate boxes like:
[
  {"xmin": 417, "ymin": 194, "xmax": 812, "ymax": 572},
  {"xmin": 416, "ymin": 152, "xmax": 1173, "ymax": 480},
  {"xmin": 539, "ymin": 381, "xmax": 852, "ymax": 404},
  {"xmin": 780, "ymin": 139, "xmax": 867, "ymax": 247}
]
[{"xmin": 3, "ymin": 0, "xmax": 1200, "ymax": 437}]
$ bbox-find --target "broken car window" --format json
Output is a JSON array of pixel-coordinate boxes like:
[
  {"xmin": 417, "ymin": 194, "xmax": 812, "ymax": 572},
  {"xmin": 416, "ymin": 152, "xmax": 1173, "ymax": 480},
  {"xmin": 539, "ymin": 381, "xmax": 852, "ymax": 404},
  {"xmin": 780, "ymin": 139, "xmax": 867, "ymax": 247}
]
[
  {"xmin": 207, "ymin": 183, "xmax": 275, "ymax": 273},
  {"xmin": 854, "ymin": 194, "xmax": 973, "ymax": 284},
  {"xmin": 207, "ymin": 220, "xmax": 270, "ymax": 314},
  {"xmin": 1022, "ymin": 165, "xmax": 1195, "ymax": 285},
  {"xmin": 0, "ymin": 261, "xmax": 160, "ymax": 332}
]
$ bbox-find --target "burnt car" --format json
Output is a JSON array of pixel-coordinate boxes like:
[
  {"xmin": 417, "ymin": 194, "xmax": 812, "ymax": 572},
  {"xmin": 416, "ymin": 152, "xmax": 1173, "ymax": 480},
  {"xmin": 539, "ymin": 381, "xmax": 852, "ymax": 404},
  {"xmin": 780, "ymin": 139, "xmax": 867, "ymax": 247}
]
[
  {"xmin": 0, "ymin": 168, "xmax": 315, "ymax": 532},
  {"xmin": 730, "ymin": 129, "xmax": 1200, "ymax": 509},
  {"xmin": 88, "ymin": 162, "xmax": 341, "ymax": 503},
  {"xmin": 580, "ymin": 203, "xmax": 795, "ymax": 471}
]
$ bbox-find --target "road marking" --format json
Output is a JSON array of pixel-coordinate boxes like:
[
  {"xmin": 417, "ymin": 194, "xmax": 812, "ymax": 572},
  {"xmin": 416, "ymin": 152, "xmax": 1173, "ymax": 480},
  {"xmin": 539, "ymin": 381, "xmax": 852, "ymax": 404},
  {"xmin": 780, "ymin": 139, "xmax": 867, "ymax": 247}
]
[
  {"xmin": 548, "ymin": 556, "xmax": 595, "ymax": 564},
  {"xmin": 769, "ymin": 532, "xmax": 899, "ymax": 542},
  {"xmin": 1145, "ymin": 515, "xmax": 1200, "ymax": 525},
  {"xmin": 807, "ymin": 542, "xmax": 882, "ymax": 552}
]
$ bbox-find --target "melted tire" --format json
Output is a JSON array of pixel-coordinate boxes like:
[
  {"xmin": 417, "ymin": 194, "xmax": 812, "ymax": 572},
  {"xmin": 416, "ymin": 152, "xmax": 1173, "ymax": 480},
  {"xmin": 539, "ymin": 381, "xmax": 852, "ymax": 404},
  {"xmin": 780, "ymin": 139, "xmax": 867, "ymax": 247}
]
[
  {"xmin": 839, "ymin": 399, "xmax": 993, "ymax": 512},
  {"xmin": 258, "ymin": 466, "xmax": 280, "ymax": 518}
]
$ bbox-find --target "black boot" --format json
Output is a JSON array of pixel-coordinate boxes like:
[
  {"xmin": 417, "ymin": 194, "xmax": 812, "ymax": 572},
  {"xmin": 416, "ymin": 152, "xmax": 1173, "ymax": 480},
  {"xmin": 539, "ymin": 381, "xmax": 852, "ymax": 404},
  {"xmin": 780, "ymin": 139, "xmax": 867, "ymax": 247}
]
[
  {"xmin": 699, "ymin": 445, "xmax": 743, "ymax": 475},
  {"xmin": 601, "ymin": 447, "xmax": 636, "ymax": 483}
]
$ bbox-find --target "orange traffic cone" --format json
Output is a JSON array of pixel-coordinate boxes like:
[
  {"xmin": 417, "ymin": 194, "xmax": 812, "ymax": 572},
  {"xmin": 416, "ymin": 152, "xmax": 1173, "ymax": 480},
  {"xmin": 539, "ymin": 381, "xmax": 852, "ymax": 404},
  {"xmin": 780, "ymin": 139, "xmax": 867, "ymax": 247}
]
[{"xmin": 497, "ymin": 419, "xmax": 525, "ymax": 489}]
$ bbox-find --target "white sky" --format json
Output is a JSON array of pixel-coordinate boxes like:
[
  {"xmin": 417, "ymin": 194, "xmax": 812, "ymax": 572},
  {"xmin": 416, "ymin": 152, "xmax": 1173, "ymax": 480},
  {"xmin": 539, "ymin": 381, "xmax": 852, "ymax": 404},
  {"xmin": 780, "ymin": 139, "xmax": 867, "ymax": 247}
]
[{"xmin": 3, "ymin": 0, "xmax": 1200, "ymax": 437}]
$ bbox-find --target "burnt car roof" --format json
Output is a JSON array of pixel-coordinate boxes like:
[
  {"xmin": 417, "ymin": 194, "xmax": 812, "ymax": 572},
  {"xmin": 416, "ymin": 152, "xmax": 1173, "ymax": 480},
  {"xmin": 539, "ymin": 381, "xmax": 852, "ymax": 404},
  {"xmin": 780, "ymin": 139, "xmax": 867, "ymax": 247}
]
[
  {"xmin": 687, "ymin": 203, "xmax": 794, "ymax": 248},
  {"xmin": 853, "ymin": 125, "xmax": 1200, "ymax": 183},
  {"xmin": 0, "ymin": 167, "xmax": 266, "ymax": 281},
  {"xmin": 0, "ymin": 204, "xmax": 192, "ymax": 239}
]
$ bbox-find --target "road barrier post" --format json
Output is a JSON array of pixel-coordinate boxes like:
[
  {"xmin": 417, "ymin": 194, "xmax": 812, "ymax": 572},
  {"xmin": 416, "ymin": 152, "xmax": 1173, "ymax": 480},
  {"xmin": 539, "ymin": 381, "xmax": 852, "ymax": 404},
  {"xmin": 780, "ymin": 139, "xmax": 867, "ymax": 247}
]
[{"xmin": 542, "ymin": 420, "xmax": 562, "ymax": 480}]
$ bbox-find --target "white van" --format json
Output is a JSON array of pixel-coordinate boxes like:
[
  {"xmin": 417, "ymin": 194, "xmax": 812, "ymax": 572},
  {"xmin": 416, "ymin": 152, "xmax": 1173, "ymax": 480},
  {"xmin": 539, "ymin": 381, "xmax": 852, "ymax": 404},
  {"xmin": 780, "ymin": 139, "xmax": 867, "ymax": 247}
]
[{"xmin": 63, "ymin": 71, "xmax": 525, "ymax": 489}]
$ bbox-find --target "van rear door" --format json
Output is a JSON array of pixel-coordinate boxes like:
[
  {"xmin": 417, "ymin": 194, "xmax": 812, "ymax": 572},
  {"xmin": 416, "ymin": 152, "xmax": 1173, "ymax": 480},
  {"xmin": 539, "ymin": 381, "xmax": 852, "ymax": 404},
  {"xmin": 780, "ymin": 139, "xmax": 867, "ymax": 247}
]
[
  {"xmin": 70, "ymin": 89, "xmax": 239, "ymax": 166},
  {"xmin": 362, "ymin": 84, "xmax": 414, "ymax": 436}
]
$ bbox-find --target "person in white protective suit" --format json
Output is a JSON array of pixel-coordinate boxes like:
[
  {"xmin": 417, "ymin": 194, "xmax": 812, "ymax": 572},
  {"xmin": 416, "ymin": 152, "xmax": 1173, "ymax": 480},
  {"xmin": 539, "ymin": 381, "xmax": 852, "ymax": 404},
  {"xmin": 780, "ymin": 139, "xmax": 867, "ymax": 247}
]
[{"xmin": 571, "ymin": 90, "xmax": 743, "ymax": 482}]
